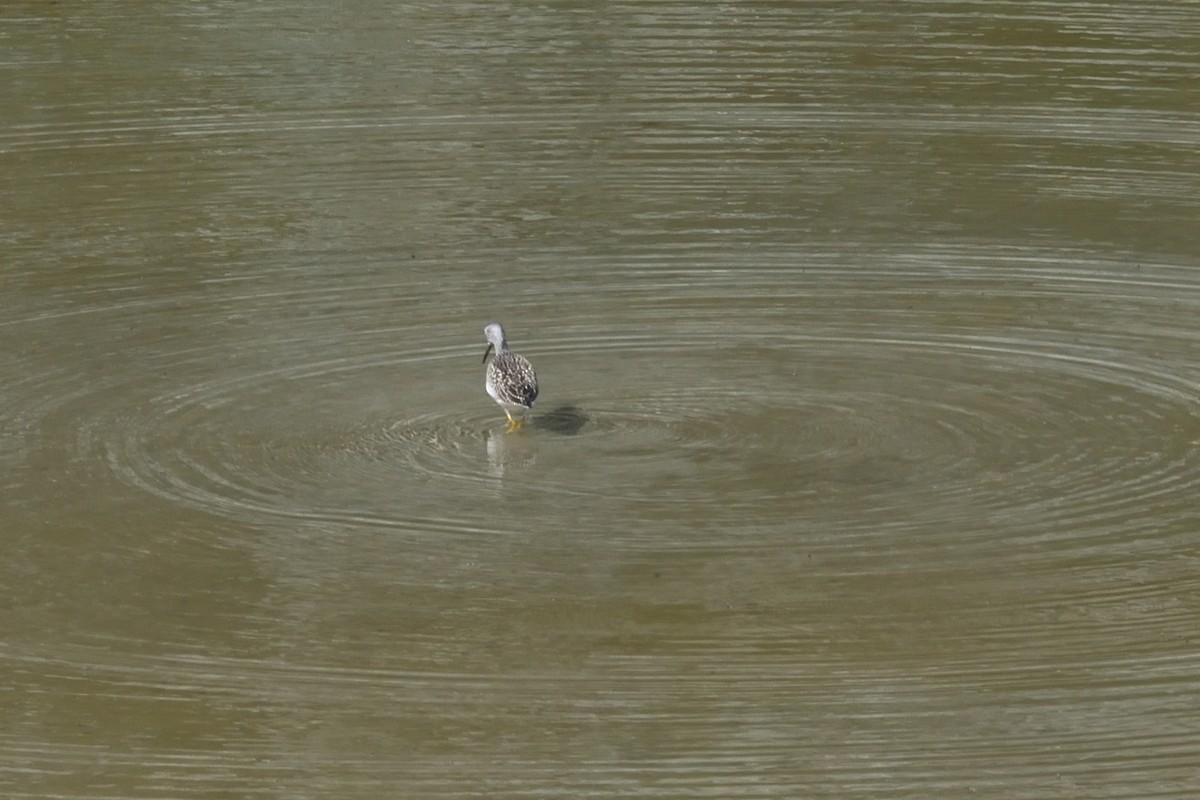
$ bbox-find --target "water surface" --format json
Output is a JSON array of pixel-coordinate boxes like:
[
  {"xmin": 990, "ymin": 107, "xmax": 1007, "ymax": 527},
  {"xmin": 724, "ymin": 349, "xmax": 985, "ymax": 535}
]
[{"xmin": 3, "ymin": 2, "xmax": 1200, "ymax": 798}]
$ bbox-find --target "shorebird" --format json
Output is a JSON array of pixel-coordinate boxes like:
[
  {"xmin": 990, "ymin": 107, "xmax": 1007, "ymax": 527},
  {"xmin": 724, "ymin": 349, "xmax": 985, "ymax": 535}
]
[{"xmin": 482, "ymin": 321, "xmax": 538, "ymax": 431}]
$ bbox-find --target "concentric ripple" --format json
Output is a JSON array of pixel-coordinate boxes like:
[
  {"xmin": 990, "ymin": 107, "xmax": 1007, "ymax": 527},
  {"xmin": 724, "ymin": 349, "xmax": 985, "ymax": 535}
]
[{"xmin": 20, "ymin": 253, "xmax": 1187, "ymax": 571}]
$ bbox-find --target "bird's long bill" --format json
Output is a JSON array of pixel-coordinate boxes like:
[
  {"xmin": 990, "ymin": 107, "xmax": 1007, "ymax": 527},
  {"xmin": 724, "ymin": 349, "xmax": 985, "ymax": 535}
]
[{"xmin": 482, "ymin": 342, "xmax": 494, "ymax": 363}]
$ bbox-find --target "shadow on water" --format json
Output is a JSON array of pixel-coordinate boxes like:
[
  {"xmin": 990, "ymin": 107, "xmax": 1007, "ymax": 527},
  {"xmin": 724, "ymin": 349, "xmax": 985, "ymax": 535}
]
[{"xmin": 532, "ymin": 404, "xmax": 589, "ymax": 436}]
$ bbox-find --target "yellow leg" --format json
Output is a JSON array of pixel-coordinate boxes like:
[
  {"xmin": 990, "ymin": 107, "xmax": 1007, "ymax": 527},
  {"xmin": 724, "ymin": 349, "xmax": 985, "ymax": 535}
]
[{"xmin": 503, "ymin": 410, "xmax": 526, "ymax": 433}]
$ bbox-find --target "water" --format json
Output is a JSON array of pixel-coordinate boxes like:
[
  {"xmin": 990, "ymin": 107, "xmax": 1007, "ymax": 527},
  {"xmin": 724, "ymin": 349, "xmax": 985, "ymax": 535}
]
[{"xmin": 3, "ymin": 2, "xmax": 1200, "ymax": 798}]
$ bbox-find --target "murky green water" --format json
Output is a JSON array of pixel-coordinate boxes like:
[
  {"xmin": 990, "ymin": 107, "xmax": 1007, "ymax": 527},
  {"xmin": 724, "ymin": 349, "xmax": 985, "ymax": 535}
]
[{"xmin": 4, "ymin": 2, "xmax": 1200, "ymax": 797}]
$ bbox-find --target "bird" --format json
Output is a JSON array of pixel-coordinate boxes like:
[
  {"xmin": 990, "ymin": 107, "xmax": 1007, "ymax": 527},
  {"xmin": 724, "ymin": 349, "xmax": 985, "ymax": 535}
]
[{"xmin": 482, "ymin": 321, "xmax": 538, "ymax": 431}]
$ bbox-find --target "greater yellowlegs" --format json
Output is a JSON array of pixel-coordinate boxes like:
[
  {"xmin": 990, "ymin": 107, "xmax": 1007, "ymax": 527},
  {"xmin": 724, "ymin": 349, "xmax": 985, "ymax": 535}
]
[{"xmin": 482, "ymin": 321, "xmax": 538, "ymax": 431}]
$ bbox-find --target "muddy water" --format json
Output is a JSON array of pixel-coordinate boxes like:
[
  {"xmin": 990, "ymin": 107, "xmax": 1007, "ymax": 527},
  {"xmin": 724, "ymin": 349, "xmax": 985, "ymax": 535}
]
[{"xmin": 3, "ymin": 2, "xmax": 1200, "ymax": 798}]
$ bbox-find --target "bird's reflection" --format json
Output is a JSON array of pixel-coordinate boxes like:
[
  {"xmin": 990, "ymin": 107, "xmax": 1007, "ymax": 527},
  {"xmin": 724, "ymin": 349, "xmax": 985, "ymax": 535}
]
[
  {"xmin": 484, "ymin": 405, "xmax": 587, "ymax": 477},
  {"xmin": 485, "ymin": 426, "xmax": 537, "ymax": 477}
]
